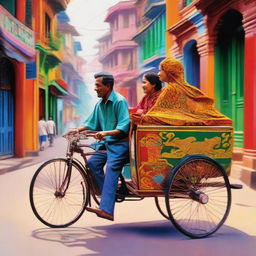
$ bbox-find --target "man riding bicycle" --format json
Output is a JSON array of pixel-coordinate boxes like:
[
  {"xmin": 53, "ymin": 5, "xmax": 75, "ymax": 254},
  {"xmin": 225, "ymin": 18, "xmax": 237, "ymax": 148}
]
[{"xmin": 67, "ymin": 72, "xmax": 130, "ymax": 221}]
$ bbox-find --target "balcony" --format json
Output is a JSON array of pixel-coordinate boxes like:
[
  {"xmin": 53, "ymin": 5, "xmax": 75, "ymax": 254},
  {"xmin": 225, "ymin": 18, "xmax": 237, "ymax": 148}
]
[
  {"xmin": 0, "ymin": 5, "xmax": 35, "ymax": 62},
  {"xmin": 144, "ymin": 0, "xmax": 165, "ymax": 19},
  {"xmin": 105, "ymin": 1, "xmax": 135, "ymax": 22},
  {"xmin": 48, "ymin": 33, "xmax": 63, "ymax": 51},
  {"xmin": 47, "ymin": 0, "xmax": 71, "ymax": 13},
  {"xmin": 136, "ymin": 15, "xmax": 151, "ymax": 32},
  {"xmin": 99, "ymin": 40, "xmax": 137, "ymax": 63}
]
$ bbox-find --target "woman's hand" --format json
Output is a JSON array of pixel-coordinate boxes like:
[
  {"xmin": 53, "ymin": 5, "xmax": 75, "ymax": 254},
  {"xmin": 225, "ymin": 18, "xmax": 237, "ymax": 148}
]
[
  {"xmin": 130, "ymin": 113, "xmax": 143, "ymax": 124},
  {"xmin": 136, "ymin": 109, "xmax": 144, "ymax": 115}
]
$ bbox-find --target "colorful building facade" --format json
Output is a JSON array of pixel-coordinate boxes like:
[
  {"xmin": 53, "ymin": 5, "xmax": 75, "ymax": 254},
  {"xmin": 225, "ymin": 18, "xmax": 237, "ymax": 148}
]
[
  {"xmin": 0, "ymin": 0, "xmax": 86, "ymax": 158},
  {"xmin": 133, "ymin": 0, "xmax": 166, "ymax": 101},
  {"xmin": 0, "ymin": 0, "xmax": 36, "ymax": 158},
  {"xmin": 57, "ymin": 11, "xmax": 90, "ymax": 132},
  {"xmin": 166, "ymin": 0, "xmax": 256, "ymax": 188},
  {"xmin": 34, "ymin": 0, "xmax": 71, "ymax": 136},
  {"xmin": 98, "ymin": 1, "xmax": 138, "ymax": 106}
]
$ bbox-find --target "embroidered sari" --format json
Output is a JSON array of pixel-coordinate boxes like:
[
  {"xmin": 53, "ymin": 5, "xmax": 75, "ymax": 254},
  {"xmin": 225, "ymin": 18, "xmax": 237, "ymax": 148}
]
[
  {"xmin": 136, "ymin": 90, "xmax": 162, "ymax": 115},
  {"xmin": 141, "ymin": 58, "xmax": 232, "ymax": 126}
]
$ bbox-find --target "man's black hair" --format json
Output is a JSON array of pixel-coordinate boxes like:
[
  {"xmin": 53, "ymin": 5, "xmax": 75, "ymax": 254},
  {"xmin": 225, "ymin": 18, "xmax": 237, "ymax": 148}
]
[{"xmin": 94, "ymin": 72, "xmax": 114, "ymax": 88}]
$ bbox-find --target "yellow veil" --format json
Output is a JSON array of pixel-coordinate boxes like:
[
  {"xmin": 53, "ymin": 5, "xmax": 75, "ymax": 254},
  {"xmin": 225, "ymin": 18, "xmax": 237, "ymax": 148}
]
[{"xmin": 141, "ymin": 58, "xmax": 232, "ymax": 126}]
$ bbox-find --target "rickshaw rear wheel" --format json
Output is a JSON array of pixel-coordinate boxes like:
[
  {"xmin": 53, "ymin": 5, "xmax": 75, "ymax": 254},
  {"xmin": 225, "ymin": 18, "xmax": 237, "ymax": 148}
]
[
  {"xmin": 165, "ymin": 155, "xmax": 231, "ymax": 238},
  {"xmin": 154, "ymin": 197, "xmax": 169, "ymax": 220}
]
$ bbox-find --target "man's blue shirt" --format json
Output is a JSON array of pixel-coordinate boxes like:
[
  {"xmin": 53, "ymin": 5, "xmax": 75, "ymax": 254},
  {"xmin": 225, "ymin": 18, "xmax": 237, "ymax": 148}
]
[{"xmin": 84, "ymin": 90, "xmax": 130, "ymax": 144}]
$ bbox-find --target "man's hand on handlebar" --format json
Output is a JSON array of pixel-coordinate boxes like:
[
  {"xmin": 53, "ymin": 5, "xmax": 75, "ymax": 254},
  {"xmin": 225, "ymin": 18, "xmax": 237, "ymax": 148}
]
[
  {"xmin": 63, "ymin": 129, "xmax": 79, "ymax": 137},
  {"xmin": 63, "ymin": 127, "xmax": 86, "ymax": 137},
  {"xmin": 94, "ymin": 131, "xmax": 107, "ymax": 141},
  {"xmin": 63, "ymin": 128, "xmax": 115, "ymax": 140}
]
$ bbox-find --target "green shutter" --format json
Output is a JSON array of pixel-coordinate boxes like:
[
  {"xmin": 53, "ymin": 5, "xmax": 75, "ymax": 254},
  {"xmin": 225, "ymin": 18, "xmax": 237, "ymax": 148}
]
[
  {"xmin": 215, "ymin": 23, "xmax": 244, "ymax": 147},
  {"xmin": 0, "ymin": 0, "xmax": 16, "ymax": 16}
]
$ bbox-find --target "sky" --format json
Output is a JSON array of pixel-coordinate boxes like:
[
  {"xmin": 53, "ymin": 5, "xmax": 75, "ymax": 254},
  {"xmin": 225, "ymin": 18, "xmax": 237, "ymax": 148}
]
[
  {"xmin": 66, "ymin": 0, "xmax": 122, "ymax": 62},
  {"xmin": 66, "ymin": 0, "xmax": 124, "ymax": 99}
]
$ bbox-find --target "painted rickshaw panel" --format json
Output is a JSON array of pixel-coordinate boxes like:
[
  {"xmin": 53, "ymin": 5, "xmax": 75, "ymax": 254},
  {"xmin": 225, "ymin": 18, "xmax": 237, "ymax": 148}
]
[{"xmin": 129, "ymin": 125, "xmax": 233, "ymax": 193}]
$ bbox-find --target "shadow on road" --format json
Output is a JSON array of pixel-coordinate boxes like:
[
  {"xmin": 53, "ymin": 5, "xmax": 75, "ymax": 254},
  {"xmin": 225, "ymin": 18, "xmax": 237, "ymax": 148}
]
[{"xmin": 31, "ymin": 220, "xmax": 256, "ymax": 256}]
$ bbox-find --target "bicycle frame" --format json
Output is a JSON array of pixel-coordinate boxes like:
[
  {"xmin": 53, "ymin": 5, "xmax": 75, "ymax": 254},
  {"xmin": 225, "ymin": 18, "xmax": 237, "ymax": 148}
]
[
  {"xmin": 62, "ymin": 132, "xmax": 106, "ymax": 205},
  {"xmin": 63, "ymin": 131, "xmax": 144, "ymax": 203}
]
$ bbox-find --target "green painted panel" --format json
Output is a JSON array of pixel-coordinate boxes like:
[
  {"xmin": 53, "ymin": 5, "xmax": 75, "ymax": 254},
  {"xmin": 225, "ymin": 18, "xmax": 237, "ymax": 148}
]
[
  {"xmin": 184, "ymin": 0, "xmax": 194, "ymax": 7},
  {"xmin": 0, "ymin": 0, "xmax": 15, "ymax": 16},
  {"xmin": 25, "ymin": 0, "xmax": 32, "ymax": 27},
  {"xmin": 133, "ymin": 126, "xmax": 233, "ymax": 191},
  {"xmin": 215, "ymin": 19, "xmax": 244, "ymax": 148},
  {"xmin": 141, "ymin": 13, "xmax": 166, "ymax": 62}
]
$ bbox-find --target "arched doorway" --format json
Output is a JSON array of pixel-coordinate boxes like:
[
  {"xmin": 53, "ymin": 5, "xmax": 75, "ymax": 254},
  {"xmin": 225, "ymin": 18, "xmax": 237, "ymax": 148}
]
[
  {"xmin": 183, "ymin": 40, "xmax": 200, "ymax": 88},
  {"xmin": 39, "ymin": 88, "xmax": 45, "ymax": 119},
  {"xmin": 215, "ymin": 9, "xmax": 244, "ymax": 147},
  {"xmin": 0, "ymin": 57, "xmax": 15, "ymax": 157}
]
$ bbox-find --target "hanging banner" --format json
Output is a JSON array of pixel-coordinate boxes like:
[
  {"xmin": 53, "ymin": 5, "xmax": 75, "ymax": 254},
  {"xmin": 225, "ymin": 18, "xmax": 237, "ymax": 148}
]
[{"xmin": 0, "ymin": 5, "xmax": 35, "ymax": 60}]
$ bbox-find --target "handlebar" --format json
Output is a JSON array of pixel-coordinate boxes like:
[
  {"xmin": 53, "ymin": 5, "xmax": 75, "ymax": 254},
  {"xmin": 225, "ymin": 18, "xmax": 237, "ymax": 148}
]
[
  {"xmin": 62, "ymin": 130, "xmax": 97, "ymax": 140},
  {"xmin": 63, "ymin": 130, "xmax": 106, "ymax": 156}
]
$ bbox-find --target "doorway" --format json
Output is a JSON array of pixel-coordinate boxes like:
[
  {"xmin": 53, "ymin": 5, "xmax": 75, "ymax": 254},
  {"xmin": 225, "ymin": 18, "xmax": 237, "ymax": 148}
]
[
  {"xmin": 0, "ymin": 57, "xmax": 15, "ymax": 157},
  {"xmin": 184, "ymin": 40, "xmax": 200, "ymax": 88},
  {"xmin": 215, "ymin": 10, "xmax": 244, "ymax": 147}
]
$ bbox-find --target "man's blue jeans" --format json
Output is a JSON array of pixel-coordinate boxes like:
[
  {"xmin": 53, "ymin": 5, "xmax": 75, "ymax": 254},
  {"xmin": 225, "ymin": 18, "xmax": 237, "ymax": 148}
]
[{"xmin": 87, "ymin": 141, "xmax": 129, "ymax": 216}]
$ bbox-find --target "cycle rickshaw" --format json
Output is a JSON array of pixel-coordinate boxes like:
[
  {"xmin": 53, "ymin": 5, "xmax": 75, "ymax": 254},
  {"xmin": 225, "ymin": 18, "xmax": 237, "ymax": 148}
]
[{"xmin": 29, "ymin": 125, "xmax": 242, "ymax": 238}]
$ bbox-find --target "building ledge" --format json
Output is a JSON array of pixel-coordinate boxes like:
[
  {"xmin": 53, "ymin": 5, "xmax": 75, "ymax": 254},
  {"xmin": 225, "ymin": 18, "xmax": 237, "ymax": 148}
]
[
  {"xmin": 26, "ymin": 150, "xmax": 39, "ymax": 157},
  {"xmin": 99, "ymin": 40, "xmax": 137, "ymax": 62},
  {"xmin": 105, "ymin": 1, "xmax": 136, "ymax": 22},
  {"xmin": 47, "ymin": 0, "xmax": 70, "ymax": 13},
  {"xmin": 241, "ymin": 166, "xmax": 256, "ymax": 190},
  {"xmin": 230, "ymin": 161, "xmax": 256, "ymax": 190}
]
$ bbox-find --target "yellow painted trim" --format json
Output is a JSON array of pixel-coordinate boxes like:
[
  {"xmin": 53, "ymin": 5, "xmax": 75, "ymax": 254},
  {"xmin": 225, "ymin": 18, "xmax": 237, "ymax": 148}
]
[{"xmin": 137, "ymin": 125, "xmax": 233, "ymax": 132}]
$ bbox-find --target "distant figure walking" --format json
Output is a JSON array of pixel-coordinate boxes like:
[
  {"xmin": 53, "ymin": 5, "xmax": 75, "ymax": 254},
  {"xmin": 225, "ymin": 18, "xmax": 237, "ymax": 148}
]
[
  {"xmin": 46, "ymin": 117, "xmax": 56, "ymax": 147},
  {"xmin": 38, "ymin": 117, "xmax": 48, "ymax": 151}
]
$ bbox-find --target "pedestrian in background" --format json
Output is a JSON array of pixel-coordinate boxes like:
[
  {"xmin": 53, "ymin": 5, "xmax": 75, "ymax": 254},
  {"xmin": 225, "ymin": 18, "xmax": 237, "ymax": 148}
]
[
  {"xmin": 46, "ymin": 117, "xmax": 56, "ymax": 147},
  {"xmin": 38, "ymin": 117, "xmax": 48, "ymax": 151}
]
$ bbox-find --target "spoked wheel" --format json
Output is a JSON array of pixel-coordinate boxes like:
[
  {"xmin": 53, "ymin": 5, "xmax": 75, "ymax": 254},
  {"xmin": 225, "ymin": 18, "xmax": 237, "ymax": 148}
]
[
  {"xmin": 29, "ymin": 158, "xmax": 89, "ymax": 228},
  {"xmin": 154, "ymin": 197, "xmax": 169, "ymax": 219},
  {"xmin": 165, "ymin": 155, "xmax": 231, "ymax": 238}
]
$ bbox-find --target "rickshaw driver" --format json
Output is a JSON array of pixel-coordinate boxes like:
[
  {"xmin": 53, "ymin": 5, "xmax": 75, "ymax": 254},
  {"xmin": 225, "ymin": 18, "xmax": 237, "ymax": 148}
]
[{"xmin": 68, "ymin": 72, "xmax": 130, "ymax": 221}]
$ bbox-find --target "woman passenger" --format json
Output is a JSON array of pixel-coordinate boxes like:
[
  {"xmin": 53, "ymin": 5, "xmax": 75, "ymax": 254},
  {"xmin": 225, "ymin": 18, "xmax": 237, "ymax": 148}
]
[
  {"xmin": 140, "ymin": 58, "xmax": 232, "ymax": 126},
  {"xmin": 131, "ymin": 72, "xmax": 162, "ymax": 123}
]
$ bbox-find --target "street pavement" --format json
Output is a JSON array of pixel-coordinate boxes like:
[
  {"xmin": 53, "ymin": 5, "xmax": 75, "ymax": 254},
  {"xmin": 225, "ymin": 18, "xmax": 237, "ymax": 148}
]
[
  {"xmin": 0, "ymin": 136, "xmax": 68, "ymax": 175},
  {"xmin": 0, "ymin": 144, "xmax": 256, "ymax": 255}
]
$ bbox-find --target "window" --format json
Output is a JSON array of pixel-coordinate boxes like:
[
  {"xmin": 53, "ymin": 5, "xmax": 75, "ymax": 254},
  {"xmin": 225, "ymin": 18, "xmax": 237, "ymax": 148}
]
[
  {"xmin": 123, "ymin": 13, "xmax": 129, "ymax": 28},
  {"xmin": 122, "ymin": 52, "xmax": 129, "ymax": 65},
  {"xmin": 25, "ymin": 0, "xmax": 32, "ymax": 27},
  {"xmin": 128, "ymin": 52, "xmax": 134, "ymax": 70},
  {"xmin": 184, "ymin": 0, "xmax": 194, "ymax": 7},
  {"xmin": 45, "ymin": 13, "xmax": 51, "ymax": 37},
  {"xmin": 0, "ymin": 58, "xmax": 15, "ymax": 90},
  {"xmin": 114, "ymin": 54, "xmax": 118, "ymax": 66},
  {"xmin": 122, "ymin": 51, "xmax": 133, "ymax": 69},
  {"xmin": 114, "ymin": 17, "xmax": 119, "ymax": 30},
  {"xmin": 0, "ymin": 0, "xmax": 15, "ymax": 16}
]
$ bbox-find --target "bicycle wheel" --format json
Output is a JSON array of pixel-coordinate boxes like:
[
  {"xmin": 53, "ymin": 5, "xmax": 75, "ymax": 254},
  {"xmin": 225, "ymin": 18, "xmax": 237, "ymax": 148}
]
[
  {"xmin": 165, "ymin": 155, "xmax": 231, "ymax": 238},
  {"xmin": 154, "ymin": 197, "xmax": 169, "ymax": 220},
  {"xmin": 30, "ymin": 158, "xmax": 89, "ymax": 228}
]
